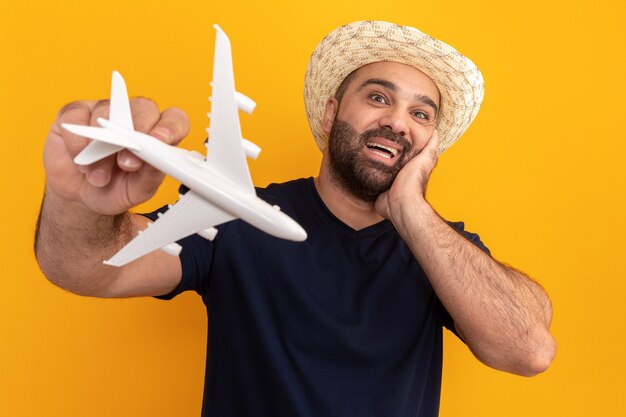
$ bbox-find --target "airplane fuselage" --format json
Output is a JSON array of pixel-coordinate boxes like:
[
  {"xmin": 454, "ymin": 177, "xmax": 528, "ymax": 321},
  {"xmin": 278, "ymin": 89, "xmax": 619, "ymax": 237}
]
[{"xmin": 121, "ymin": 128, "xmax": 307, "ymax": 242}]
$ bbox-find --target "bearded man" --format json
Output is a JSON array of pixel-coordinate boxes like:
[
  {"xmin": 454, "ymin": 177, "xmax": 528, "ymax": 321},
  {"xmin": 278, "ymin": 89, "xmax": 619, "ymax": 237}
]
[{"xmin": 36, "ymin": 20, "xmax": 555, "ymax": 417}]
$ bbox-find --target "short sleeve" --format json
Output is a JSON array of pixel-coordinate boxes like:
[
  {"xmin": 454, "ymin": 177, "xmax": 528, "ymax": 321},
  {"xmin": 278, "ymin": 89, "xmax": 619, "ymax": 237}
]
[{"xmin": 447, "ymin": 221, "xmax": 491, "ymax": 256}]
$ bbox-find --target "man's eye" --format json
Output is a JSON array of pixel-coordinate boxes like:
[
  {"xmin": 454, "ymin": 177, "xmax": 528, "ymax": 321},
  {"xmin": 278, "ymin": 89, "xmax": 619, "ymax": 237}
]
[
  {"xmin": 370, "ymin": 94, "xmax": 387, "ymax": 104},
  {"xmin": 412, "ymin": 111, "xmax": 429, "ymax": 120}
]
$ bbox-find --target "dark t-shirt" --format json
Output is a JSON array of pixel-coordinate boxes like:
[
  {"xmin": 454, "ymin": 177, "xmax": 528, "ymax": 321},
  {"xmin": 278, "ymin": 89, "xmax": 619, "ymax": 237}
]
[{"xmin": 153, "ymin": 177, "xmax": 489, "ymax": 417}]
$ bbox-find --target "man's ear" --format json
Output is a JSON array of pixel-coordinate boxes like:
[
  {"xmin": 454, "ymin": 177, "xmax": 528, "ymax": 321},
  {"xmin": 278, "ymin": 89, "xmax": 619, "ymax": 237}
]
[{"xmin": 322, "ymin": 97, "xmax": 338, "ymax": 134}]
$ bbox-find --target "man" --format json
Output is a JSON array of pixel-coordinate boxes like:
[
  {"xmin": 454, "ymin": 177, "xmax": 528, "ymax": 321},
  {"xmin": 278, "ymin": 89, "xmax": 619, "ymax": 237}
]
[{"xmin": 36, "ymin": 21, "xmax": 556, "ymax": 417}]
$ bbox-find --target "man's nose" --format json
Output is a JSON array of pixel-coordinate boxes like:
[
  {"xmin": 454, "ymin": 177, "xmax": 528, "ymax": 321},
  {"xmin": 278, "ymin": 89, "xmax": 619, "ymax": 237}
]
[{"xmin": 379, "ymin": 106, "xmax": 408, "ymax": 137}]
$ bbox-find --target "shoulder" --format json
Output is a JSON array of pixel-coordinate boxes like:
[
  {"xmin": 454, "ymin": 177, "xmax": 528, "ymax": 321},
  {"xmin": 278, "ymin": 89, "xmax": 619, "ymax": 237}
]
[
  {"xmin": 255, "ymin": 178, "xmax": 315, "ymax": 218},
  {"xmin": 257, "ymin": 177, "xmax": 312, "ymax": 201}
]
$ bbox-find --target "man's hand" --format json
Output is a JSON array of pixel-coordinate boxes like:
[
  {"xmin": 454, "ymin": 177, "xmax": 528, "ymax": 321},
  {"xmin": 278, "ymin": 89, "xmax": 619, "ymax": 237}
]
[
  {"xmin": 375, "ymin": 130, "xmax": 439, "ymax": 220},
  {"xmin": 44, "ymin": 98, "xmax": 190, "ymax": 215},
  {"xmin": 36, "ymin": 98, "xmax": 190, "ymax": 298}
]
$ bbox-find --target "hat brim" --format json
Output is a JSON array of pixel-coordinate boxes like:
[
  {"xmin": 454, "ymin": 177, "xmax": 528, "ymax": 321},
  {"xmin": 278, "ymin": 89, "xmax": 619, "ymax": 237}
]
[{"xmin": 304, "ymin": 21, "xmax": 484, "ymax": 154}]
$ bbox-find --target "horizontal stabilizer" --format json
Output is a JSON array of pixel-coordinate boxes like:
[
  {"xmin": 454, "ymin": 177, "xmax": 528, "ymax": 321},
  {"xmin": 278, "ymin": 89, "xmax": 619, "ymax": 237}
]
[
  {"xmin": 62, "ymin": 123, "xmax": 141, "ymax": 165},
  {"xmin": 63, "ymin": 123, "xmax": 140, "ymax": 150},
  {"xmin": 74, "ymin": 140, "xmax": 124, "ymax": 165}
]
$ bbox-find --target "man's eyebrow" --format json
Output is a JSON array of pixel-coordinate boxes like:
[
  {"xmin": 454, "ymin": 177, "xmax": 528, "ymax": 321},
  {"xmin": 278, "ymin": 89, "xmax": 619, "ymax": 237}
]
[
  {"xmin": 357, "ymin": 78, "xmax": 439, "ymax": 114},
  {"xmin": 415, "ymin": 94, "xmax": 439, "ymax": 114},
  {"xmin": 357, "ymin": 78, "xmax": 396, "ymax": 92}
]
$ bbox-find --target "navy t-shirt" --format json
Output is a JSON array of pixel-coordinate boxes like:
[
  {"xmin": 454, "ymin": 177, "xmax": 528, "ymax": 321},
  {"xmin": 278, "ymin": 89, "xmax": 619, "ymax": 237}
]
[{"xmin": 153, "ymin": 177, "xmax": 489, "ymax": 417}]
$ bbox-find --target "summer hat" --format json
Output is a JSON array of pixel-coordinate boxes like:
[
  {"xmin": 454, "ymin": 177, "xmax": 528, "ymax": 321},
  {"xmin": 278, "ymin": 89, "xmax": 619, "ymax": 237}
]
[{"xmin": 304, "ymin": 20, "xmax": 484, "ymax": 154}]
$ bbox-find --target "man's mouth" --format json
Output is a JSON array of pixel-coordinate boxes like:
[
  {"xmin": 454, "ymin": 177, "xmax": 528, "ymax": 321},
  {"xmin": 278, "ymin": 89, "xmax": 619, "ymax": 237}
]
[{"xmin": 365, "ymin": 142, "xmax": 399, "ymax": 159}]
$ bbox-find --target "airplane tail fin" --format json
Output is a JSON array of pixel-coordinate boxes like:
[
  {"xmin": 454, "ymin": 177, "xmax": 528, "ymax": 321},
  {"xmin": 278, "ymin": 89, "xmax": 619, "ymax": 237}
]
[
  {"xmin": 108, "ymin": 71, "xmax": 134, "ymax": 130},
  {"xmin": 63, "ymin": 71, "xmax": 137, "ymax": 166}
]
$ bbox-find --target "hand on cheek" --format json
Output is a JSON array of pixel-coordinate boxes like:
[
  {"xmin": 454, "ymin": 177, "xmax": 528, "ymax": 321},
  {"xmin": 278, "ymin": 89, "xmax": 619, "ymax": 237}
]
[{"xmin": 375, "ymin": 130, "xmax": 439, "ymax": 220}]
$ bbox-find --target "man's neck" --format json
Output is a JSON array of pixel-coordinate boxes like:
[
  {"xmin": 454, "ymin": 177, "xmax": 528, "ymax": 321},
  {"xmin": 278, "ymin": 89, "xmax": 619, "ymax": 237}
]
[{"xmin": 314, "ymin": 165, "xmax": 385, "ymax": 231}]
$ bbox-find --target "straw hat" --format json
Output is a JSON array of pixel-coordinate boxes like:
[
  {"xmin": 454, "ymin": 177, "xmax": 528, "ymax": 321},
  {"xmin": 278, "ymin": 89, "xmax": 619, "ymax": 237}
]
[{"xmin": 304, "ymin": 20, "xmax": 484, "ymax": 153}]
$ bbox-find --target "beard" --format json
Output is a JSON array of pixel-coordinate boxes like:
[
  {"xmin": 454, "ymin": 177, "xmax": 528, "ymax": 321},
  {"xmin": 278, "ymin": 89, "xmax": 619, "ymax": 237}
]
[{"xmin": 327, "ymin": 118, "xmax": 415, "ymax": 203}]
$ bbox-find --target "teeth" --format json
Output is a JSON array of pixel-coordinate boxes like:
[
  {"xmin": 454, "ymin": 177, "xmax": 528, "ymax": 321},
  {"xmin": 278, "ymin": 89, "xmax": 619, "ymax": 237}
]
[{"xmin": 366, "ymin": 142, "xmax": 398, "ymax": 157}]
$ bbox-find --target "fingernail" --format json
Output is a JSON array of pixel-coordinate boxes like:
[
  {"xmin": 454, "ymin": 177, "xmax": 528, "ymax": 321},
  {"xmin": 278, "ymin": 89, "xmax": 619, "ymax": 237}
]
[
  {"xmin": 78, "ymin": 165, "xmax": 87, "ymax": 173},
  {"xmin": 118, "ymin": 152, "xmax": 141, "ymax": 169},
  {"xmin": 87, "ymin": 169, "xmax": 110, "ymax": 187},
  {"xmin": 151, "ymin": 126, "xmax": 172, "ymax": 143}
]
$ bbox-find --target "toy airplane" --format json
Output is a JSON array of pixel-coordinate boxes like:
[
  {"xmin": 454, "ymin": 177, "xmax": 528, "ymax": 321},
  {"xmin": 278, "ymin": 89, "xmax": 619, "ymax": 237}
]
[{"xmin": 62, "ymin": 24, "xmax": 307, "ymax": 267}]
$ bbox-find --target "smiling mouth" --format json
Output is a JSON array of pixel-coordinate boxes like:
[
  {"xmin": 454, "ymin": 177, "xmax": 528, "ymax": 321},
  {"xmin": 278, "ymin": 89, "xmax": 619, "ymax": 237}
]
[{"xmin": 366, "ymin": 142, "xmax": 399, "ymax": 159}]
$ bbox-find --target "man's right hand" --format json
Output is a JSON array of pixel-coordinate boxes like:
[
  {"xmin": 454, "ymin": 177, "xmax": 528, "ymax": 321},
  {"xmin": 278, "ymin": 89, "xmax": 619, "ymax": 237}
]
[
  {"xmin": 44, "ymin": 98, "xmax": 190, "ymax": 215},
  {"xmin": 36, "ymin": 98, "xmax": 190, "ymax": 298}
]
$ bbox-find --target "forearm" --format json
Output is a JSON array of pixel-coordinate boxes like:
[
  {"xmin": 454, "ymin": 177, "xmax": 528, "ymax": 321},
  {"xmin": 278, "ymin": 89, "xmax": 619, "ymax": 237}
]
[
  {"xmin": 392, "ymin": 200, "xmax": 555, "ymax": 376},
  {"xmin": 35, "ymin": 187, "xmax": 139, "ymax": 296}
]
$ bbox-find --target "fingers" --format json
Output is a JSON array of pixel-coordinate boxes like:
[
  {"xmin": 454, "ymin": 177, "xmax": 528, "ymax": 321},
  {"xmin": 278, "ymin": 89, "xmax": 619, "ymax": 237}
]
[
  {"xmin": 423, "ymin": 129, "xmax": 440, "ymax": 166},
  {"xmin": 115, "ymin": 97, "xmax": 161, "ymax": 171},
  {"xmin": 44, "ymin": 101, "xmax": 97, "ymax": 197},
  {"xmin": 122, "ymin": 106, "xmax": 190, "ymax": 205},
  {"xmin": 418, "ymin": 128, "xmax": 438, "ymax": 156},
  {"xmin": 52, "ymin": 96, "xmax": 190, "ymax": 187},
  {"xmin": 150, "ymin": 107, "xmax": 190, "ymax": 146},
  {"xmin": 81, "ymin": 98, "xmax": 157, "ymax": 186},
  {"xmin": 405, "ymin": 129, "xmax": 439, "ymax": 170},
  {"xmin": 82, "ymin": 99, "xmax": 116, "ymax": 186},
  {"xmin": 130, "ymin": 97, "xmax": 161, "ymax": 133},
  {"xmin": 417, "ymin": 129, "xmax": 439, "ymax": 176},
  {"xmin": 83, "ymin": 97, "xmax": 162, "ymax": 180},
  {"xmin": 414, "ymin": 129, "xmax": 439, "ymax": 193},
  {"xmin": 393, "ymin": 129, "xmax": 440, "ymax": 196},
  {"xmin": 116, "ymin": 105, "xmax": 190, "ymax": 173},
  {"xmin": 55, "ymin": 100, "xmax": 96, "ymax": 159},
  {"xmin": 55, "ymin": 100, "xmax": 117, "ymax": 187}
]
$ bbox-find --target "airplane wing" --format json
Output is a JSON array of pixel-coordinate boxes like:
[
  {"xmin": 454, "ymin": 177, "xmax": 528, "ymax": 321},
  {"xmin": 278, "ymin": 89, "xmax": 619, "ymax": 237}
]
[
  {"xmin": 105, "ymin": 190, "xmax": 235, "ymax": 266},
  {"xmin": 205, "ymin": 25, "xmax": 255, "ymax": 194}
]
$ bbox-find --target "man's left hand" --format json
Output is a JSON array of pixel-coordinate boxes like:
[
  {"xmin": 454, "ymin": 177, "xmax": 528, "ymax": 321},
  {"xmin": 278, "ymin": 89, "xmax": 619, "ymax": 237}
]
[{"xmin": 375, "ymin": 129, "xmax": 440, "ymax": 220}]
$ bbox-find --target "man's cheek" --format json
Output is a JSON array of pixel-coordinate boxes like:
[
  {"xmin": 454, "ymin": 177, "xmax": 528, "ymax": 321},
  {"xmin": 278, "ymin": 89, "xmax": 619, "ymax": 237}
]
[{"xmin": 401, "ymin": 148, "xmax": 420, "ymax": 166}]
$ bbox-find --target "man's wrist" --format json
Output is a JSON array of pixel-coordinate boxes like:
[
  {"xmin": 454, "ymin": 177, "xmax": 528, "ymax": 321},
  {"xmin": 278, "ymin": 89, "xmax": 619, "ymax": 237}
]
[{"xmin": 389, "ymin": 197, "xmax": 438, "ymax": 234}]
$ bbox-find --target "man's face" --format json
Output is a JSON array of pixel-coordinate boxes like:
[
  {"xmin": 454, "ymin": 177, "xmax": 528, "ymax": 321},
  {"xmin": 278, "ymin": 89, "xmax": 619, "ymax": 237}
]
[{"xmin": 322, "ymin": 61, "xmax": 440, "ymax": 202}]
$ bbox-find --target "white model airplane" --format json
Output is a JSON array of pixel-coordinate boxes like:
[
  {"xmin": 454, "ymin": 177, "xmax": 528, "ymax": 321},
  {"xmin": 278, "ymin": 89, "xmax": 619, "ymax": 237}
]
[{"xmin": 62, "ymin": 25, "xmax": 307, "ymax": 267}]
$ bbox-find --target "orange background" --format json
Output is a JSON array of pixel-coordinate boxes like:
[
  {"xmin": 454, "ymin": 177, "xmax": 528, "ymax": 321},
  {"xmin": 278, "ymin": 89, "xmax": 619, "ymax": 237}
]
[{"xmin": 1, "ymin": 1, "xmax": 625, "ymax": 416}]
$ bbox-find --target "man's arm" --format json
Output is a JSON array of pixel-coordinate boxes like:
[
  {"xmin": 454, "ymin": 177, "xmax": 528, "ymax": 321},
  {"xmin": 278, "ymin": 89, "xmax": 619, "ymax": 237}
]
[
  {"xmin": 35, "ymin": 98, "xmax": 189, "ymax": 298},
  {"xmin": 376, "ymin": 131, "xmax": 556, "ymax": 376}
]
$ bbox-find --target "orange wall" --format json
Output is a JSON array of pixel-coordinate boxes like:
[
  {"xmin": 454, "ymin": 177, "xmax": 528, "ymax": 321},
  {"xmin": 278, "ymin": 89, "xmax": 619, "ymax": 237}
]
[{"xmin": 1, "ymin": 1, "xmax": 625, "ymax": 416}]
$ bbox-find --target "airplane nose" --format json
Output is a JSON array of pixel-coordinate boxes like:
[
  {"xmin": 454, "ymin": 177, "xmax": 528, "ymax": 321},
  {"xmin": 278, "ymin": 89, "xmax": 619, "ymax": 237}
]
[
  {"xmin": 284, "ymin": 218, "xmax": 307, "ymax": 242},
  {"xmin": 293, "ymin": 226, "xmax": 307, "ymax": 242}
]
